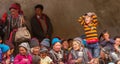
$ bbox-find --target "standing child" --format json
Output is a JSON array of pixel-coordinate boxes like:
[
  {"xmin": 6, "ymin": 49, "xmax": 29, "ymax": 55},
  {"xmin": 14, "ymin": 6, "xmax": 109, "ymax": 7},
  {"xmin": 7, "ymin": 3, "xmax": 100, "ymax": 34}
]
[
  {"xmin": 78, "ymin": 12, "xmax": 100, "ymax": 58},
  {"xmin": 40, "ymin": 47, "xmax": 53, "ymax": 64},
  {"xmin": 14, "ymin": 42, "xmax": 32, "ymax": 64}
]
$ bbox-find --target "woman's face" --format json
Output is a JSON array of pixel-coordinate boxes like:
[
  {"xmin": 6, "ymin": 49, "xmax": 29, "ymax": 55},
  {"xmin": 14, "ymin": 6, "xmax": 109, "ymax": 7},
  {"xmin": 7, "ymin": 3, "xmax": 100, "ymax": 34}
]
[
  {"xmin": 10, "ymin": 8, "xmax": 19, "ymax": 16},
  {"xmin": 53, "ymin": 42, "xmax": 62, "ymax": 52},
  {"xmin": 32, "ymin": 46, "xmax": 40, "ymax": 55},
  {"xmin": 62, "ymin": 41, "xmax": 69, "ymax": 50},
  {"xmin": 72, "ymin": 41, "xmax": 80, "ymax": 51},
  {"xmin": 19, "ymin": 47, "xmax": 27, "ymax": 55}
]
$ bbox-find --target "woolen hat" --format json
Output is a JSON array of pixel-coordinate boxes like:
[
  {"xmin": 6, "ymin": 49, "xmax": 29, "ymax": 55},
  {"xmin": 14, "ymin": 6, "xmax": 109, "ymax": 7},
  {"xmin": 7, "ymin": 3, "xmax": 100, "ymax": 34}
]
[{"xmin": 51, "ymin": 37, "xmax": 61, "ymax": 46}]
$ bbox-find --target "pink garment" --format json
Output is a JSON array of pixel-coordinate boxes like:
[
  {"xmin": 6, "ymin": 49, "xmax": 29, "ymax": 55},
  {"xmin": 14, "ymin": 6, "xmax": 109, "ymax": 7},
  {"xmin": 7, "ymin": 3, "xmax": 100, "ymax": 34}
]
[{"xmin": 14, "ymin": 54, "xmax": 32, "ymax": 64}]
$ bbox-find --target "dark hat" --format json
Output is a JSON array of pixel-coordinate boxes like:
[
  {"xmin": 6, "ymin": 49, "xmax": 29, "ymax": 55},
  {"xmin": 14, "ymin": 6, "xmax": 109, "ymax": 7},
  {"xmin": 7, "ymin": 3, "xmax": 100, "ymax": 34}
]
[
  {"xmin": 40, "ymin": 38, "xmax": 50, "ymax": 48},
  {"xmin": 40, "ymin": 47, "xmax": 48, "ymax": 53},
  {"xmin": 30, "ymin": 38, "xmax": 40, "ymax": 48}
]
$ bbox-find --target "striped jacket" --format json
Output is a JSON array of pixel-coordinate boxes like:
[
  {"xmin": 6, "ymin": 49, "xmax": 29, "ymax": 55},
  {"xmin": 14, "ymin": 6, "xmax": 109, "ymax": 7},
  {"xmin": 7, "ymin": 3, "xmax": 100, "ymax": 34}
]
[{"xmin": 78, "ymin": 15, "xmax": 98, "ymax": 44}]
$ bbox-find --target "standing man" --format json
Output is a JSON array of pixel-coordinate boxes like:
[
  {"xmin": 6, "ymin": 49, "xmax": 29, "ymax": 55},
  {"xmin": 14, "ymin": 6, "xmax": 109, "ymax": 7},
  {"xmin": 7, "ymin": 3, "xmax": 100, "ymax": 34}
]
[{"xmin": 31, "ymin": 4, "xmax": 53, "ymax": 42}]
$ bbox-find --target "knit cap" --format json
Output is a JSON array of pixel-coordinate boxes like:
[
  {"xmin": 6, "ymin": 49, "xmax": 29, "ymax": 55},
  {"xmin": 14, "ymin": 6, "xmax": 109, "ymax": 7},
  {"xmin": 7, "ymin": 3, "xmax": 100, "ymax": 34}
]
[
  {"xmin": 51, "ymin": 37, "xmax": 61, "ymax": 46},
  {"xmin": 0, "ymin": 44, "xmax": 10, "ymax": 53},
  {"xmin": 40, "ymin": 38, "xmax": 50, "ymax": 48},
  {"xmin": 40, "ymin": 47, "xmax": 48, "ymax": 53},
  {"xmin": 30, "ymin": 38, "xmax": 39, "ymax": 48}
]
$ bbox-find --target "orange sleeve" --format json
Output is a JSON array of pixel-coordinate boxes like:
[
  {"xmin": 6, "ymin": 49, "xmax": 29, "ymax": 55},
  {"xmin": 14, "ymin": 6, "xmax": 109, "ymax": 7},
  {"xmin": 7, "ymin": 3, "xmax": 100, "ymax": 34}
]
[
  {"xmin": 78, "ymin": 16, "xmax": 85, "ymax": 26},
  {"xmin": 92, "ymin": 15, "xmax": 98, "ymax": 26}
]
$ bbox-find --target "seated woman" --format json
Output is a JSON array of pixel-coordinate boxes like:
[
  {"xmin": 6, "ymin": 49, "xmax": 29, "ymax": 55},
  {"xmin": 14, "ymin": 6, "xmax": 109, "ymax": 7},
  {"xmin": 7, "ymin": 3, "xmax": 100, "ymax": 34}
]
[{"xmin": 68, "ymin": 37, "xmax": 93, "ymax": 64}]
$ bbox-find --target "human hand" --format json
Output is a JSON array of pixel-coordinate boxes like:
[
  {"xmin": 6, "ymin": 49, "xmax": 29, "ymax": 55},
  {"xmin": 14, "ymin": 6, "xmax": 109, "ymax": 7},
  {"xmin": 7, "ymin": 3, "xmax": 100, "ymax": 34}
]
[
  {"xmin": 75, "ymin": 58, "xmax": 82, "ymax": 63},
  {"xmin": 22, "ymin": 58, "xmax": 28, "ymax": 62},
  {"xmin": 59, "ymin": 62, "xmax": 64, "ymax": 64}
]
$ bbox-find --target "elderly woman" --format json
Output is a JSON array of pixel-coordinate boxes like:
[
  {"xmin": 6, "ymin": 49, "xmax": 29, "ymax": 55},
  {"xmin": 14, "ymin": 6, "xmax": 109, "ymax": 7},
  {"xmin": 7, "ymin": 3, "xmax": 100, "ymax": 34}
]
[
  {"xmin": 49, "ymin": 37, "xmax": 65, "ymax": 64},
  {"xmin": 68, "ymin": 37, "xmax": 93, "ymax": 64}
]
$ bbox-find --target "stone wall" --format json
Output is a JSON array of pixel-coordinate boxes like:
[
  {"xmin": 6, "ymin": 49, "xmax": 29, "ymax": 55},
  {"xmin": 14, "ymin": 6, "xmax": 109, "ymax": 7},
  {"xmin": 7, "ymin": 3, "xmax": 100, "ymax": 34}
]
[{"xmin": 0, "ymin": 0, "xmax": 119, "ymax": 39}]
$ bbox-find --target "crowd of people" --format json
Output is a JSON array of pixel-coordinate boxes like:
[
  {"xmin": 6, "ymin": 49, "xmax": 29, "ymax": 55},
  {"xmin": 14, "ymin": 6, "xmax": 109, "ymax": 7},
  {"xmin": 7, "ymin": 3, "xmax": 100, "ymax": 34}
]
[{"xmin": 0, "ymin": 2, "xmax": 119, "ymax": 64}]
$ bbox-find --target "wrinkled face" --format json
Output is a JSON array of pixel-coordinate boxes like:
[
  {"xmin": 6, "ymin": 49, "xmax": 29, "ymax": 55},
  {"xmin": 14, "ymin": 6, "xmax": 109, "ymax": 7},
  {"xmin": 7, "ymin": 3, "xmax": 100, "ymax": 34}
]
[
  {"xmin": 62, "ymin": 41, "xmax": 69, "ymax": 50},
  {"xmin": 85, "ymin": 16, "xmax": 92, "ymax": 24},
  {"xmin": 40, "ymin": 52, "xmax": 47, "ymax": 58},
  {"xmin": 10, "ymin": 8, "xmax": 19, "ymax": 16},
  {"xmin": 115, "ymin": 38, "xmax": 120, "ymax": 45},
  {"xmin": 35, "ymin": 8, "xmax": 43, "ymax": 15},
  {"xmin": 72, "ymin": 41, "xmax": 80, "ymax": 51},
  {"xmin": 19, "ymin": 47, "xmax": 27, "ymax": 55},
  {"xmin": 53, "ymin": 42, "xmax": 62, "ymax": 52},
  {"xmin": 32, "ymin": 46, "xmax": 40, "ymax": 55},
  {"xmin": 103, "ymin": 32, "xmax": 109, "ymax": 39}
]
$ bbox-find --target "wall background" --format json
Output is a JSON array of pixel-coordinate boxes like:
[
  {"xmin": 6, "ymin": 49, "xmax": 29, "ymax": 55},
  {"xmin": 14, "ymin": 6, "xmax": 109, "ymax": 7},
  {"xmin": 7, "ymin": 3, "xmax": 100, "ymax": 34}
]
[{"xmin": 0, "ymin": 0, "xmax": 120, "ymax": 39}]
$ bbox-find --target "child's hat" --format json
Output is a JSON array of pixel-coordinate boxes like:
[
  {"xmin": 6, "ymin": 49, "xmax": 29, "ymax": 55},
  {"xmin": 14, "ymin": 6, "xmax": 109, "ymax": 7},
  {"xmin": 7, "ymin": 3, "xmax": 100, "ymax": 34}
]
[
  {"xmin": 40, "ymin": 47, "xmax": 48, "ymax": 53},
  {"xmin": 40, "ymin": 38, "xmax": 50, "ymax": 48},
  {"xmin": 19, "ymin": 42, "xmax": 30, "ymax": 51},
  {"xmin": 30, "ymin": 38, "xmax": 39, "ymax": 48},
  {"xmin": 0, "ymin": 44, "xmax": 10, "ymax": 53}
]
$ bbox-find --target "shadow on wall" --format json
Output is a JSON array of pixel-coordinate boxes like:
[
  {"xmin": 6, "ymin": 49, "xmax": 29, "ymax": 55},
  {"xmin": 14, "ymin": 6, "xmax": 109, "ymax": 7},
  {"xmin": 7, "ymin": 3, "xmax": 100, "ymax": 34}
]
[{"xmin": 0, "ymin": 0, "xmax": 119, "ymax": 38}]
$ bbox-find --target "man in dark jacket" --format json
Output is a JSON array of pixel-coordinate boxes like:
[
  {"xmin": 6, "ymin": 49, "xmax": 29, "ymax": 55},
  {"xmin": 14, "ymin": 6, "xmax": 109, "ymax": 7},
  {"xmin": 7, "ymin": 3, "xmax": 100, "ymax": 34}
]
[{"xmin": 31, "ymin": 4, "xmax": 53, "ymax": 42}]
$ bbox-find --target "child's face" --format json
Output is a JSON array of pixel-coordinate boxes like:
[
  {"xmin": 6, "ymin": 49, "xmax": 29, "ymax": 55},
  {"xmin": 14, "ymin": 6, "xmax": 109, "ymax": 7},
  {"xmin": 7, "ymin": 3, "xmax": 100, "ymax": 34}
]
[
  {"xmin": 6, "ymin": 50, "xmax": 11, "ymax": 56},
  {"xmin": 85, "ymin": 16, "xmax": 92, "ymax": 24},
  {"xmin": 115, "ymin": 38, "xmax": 120, "ymax": 45},
  {"xmin": 0, "ymin": 40, "xmax": 2, "ymax": 43},
  {"xmin": 68, "ymin": 40, "xmax": 73, "ymax": 48},
  {"xmin": 19, "ymin": 47, "xmax": 27, "ymax": 55},
  {"xmin": 103, "ymin": 32, "xmax": 109, "ymax": 39},
  {"xmin": 33, "ymin": 46, "xmax": 40, "ymax": 55},
  {"xmin": 40, "ymin": 52, "xmax": 47, "ymax": 58}
]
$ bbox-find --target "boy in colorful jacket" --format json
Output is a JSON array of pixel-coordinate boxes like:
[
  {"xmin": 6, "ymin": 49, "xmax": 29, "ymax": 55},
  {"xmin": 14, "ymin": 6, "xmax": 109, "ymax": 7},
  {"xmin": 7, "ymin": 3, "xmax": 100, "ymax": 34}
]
[{"xmin": 77, "ymin": 12, "xmax": 100, "ymax": 58}]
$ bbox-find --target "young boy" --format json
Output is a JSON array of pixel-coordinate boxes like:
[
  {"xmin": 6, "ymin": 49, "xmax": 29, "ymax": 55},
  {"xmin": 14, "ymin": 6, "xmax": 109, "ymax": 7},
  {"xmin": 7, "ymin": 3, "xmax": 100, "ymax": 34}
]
[
  {"xmin": 78, "ymin": 12, "xmax": 100, "ymax": 58},
  {"xmin": 40, "ymin": 47, "xmax": 53, "ymax": 64},
  {"xmin": 30, "ymin": 38, "xmax": 40, "ymax": 64}
]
